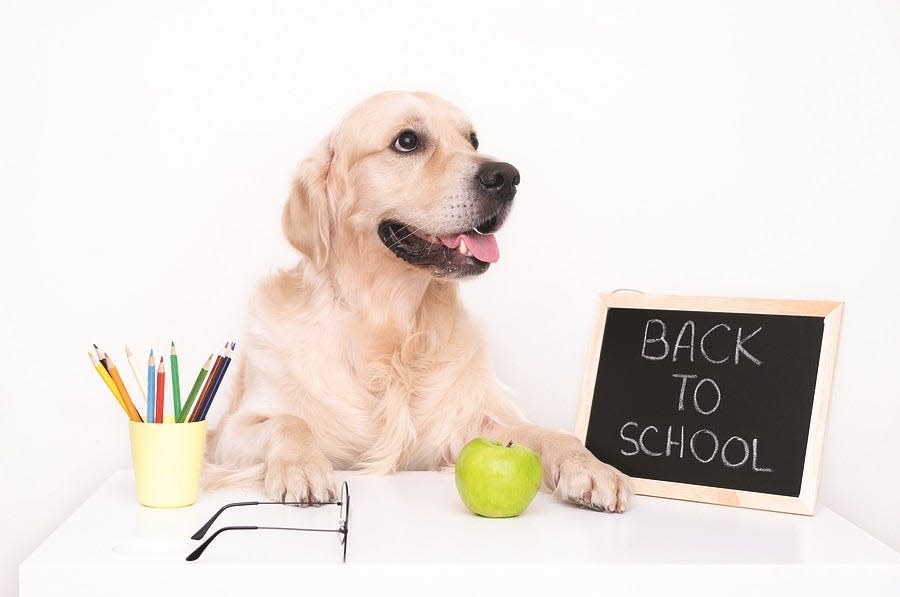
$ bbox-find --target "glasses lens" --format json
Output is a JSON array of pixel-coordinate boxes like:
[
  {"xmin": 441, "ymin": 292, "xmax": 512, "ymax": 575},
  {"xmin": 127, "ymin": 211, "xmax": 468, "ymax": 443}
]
[
  {"xmin": 340, "ymin": 482, "xmax": 349, "ymax": 562},
  {"xmin": 340, "ymin": 482, "xmax": 349, "ymax": 530}
]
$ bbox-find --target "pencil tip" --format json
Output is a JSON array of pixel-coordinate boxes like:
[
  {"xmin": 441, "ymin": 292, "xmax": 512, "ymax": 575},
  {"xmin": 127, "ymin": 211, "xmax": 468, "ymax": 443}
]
[
  {"xmin": 171, "ymin": 340, "xmax": 175, "ymax": 347},
  {"xmin": 93, "ymin": 343, "xmax": 99, "ymax": 349}
]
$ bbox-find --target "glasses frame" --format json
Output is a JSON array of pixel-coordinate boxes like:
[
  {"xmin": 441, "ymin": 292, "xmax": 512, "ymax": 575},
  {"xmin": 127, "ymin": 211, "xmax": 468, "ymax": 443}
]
[{"xmin": 186, "ymin": 481, "xmax": 350, "ymax": 563}]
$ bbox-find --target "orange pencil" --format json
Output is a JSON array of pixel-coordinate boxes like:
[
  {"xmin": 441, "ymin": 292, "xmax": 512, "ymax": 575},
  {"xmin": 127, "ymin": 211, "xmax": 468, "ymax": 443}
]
[
  {"xmin": 104, "ymin": 353, "xmax": 143, "ymax": 422},
  {"xmin": 155, "ymin": 357, "xmax": 165, "ymax": 423}
]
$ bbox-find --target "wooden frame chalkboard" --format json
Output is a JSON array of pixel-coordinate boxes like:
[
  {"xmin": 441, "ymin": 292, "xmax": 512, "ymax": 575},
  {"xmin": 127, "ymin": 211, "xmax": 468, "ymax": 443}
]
[{"xmin": 575, "ymin": 293, "xmax": 843, "ymax": 515}]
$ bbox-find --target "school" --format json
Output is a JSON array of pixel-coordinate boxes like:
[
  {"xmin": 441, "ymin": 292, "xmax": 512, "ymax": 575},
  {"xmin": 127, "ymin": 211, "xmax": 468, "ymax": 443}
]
[{"xmin": 618, "ymin": 421, "xmax": 774, "ymax": 472}]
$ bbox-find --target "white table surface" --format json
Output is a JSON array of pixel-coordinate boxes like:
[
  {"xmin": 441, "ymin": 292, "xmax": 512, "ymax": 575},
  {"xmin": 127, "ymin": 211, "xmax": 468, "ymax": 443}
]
[{"xmin": 20, "ymin": 470, "xmax": 900, "ymax": 596}]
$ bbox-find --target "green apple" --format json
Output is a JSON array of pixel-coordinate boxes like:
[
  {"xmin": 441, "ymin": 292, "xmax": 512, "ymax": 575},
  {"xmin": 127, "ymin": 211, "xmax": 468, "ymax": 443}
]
[{"xmin": 455, "ymin": 438, "xmax": 543, "ymax": 517}]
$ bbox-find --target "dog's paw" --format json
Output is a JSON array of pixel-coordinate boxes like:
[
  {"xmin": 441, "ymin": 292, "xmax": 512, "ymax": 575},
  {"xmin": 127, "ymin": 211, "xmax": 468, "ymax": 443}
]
[
  {"xmin": 264, "ymin": 457, "xmax": 336, "ymax": 503},
  {"xmin": 555, "ymin": 449, "xmax": 633, "ymax": 513}
]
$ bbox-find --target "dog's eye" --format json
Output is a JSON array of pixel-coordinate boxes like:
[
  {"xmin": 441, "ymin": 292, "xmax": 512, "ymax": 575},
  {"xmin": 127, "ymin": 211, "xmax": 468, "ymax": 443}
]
[
  {"xmin": 393, "ymin": 131, "xmax": 419, "ymax": 153},
  {"xmin": 469, "ymin": 132, "xmax": 479, "ymax": 150}
]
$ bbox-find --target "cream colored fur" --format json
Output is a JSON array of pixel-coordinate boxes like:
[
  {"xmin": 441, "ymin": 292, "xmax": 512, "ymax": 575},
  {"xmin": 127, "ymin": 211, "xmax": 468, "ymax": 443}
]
[{"xmin": 208, "ymin": 91, "xmax": 632, "ymax": 512}]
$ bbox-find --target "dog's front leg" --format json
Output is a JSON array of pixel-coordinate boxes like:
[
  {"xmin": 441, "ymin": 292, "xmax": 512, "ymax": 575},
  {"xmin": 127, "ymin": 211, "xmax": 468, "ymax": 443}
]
[
  {"xmin": 218, "ymin": 412, "xmax": 336, "ymax": 503},
  {"xmin": 263, "ymin": 414, "xmax": 337, "ymax": 503},
  {"xmin": 482, "ymin": 421, "xmax": 633, "ymax": 512}
]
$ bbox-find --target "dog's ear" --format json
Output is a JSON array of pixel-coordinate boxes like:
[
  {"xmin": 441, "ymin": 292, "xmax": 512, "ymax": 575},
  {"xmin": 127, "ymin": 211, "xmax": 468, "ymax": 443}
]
[{"xmin": 282, "ymin": 134, "xmax": 335, "ymax": 269}]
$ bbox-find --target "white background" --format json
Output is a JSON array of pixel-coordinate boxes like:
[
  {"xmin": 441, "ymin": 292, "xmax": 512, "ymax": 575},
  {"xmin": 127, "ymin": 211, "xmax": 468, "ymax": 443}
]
[{"xmin": 2, "ymin": 0, "xmax": 899, "ymax": 594}]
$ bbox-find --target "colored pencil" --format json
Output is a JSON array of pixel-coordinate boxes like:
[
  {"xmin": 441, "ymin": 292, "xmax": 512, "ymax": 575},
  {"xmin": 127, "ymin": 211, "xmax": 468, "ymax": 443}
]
[
  {"xmin": 189, "ymin": 347, "xmax": 226, "ymax": 422},
  {"xmin": 88, "ymin": 343, "xmax": 236, "ymax": 424},
  {"xmin": 124, "ymin": 344, "xmax": 148, "ymax": 408},
  {"xmin": 104, "ymin": 353, "xmax": 143, "ymax": 422},
  {"xmin": 88, "ymin": 352, "xmax": 128, "ymax": 416},
  {"xmin": 147, "ymin": 350, "xmax": 156, "ymax": 424},
  {"xmin": 188, "ymin": 348, "xmax": 225, "ymax": 422},
  {"xmin": 198, "ymin": 343, "xmax": 234, "ymax": 421},
  {"xmin": 94, "ymin": 343, "xmax": 109, "ymax": 371},
  {"xmin": 170, "ymin": 341, "xmax": 182, "ymax": 422},
  {"xmin": 156, "ymin": 357, "xmax": 165, "ymax": 424},
  {"xmin": 178, "ymin": 354, "xmax": 213, "ymax": 423}
]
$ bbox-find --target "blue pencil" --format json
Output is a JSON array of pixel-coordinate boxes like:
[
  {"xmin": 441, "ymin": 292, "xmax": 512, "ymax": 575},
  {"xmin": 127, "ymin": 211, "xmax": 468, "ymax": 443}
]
[{"xmin": 147, "ymin": 349, "xmax": 156, "ymax": 424}]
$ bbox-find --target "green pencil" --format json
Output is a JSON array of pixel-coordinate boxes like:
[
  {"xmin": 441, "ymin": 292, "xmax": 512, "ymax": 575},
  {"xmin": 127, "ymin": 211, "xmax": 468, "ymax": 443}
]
[
  {"xmin": 177, "ymin": 353, "xmax": 213, "ymax": 423},
  {"xmin": 170, "ymin": 341, "xmax": 182, "ymax": 421}
]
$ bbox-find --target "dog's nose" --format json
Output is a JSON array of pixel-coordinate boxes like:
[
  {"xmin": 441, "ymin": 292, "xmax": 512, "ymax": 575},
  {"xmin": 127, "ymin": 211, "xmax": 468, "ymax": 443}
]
[{"xmin": 476, "ymin": 161, "xmax": 520, "ymax": 202}]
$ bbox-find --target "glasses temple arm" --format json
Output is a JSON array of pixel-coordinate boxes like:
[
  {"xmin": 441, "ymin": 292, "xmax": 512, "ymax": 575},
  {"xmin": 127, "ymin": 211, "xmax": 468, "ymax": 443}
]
[
  {"xmin": 191, "ymin": 501, "xmax": 260, "ymax": 540},
  {"xmin": 186, "ymin": 525, "xmax": 343, "ymax": 561},
  {"xmin": 192, "ymin": 499, "xmax": 343, "ymax": 540},
  {"xmin": 186, "ymin": 525, "xmax": 258, "ymax": 561}
]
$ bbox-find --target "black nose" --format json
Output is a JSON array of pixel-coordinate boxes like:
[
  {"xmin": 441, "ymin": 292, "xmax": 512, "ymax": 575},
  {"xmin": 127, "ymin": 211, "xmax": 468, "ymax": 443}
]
[{"xmin": 476, "ymin": 161, "xmax": 520, "ymax": 202}]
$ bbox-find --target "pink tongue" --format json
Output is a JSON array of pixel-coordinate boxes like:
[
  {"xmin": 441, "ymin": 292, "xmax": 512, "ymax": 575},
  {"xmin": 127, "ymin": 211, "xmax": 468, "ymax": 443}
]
[{"xmin": 440, "ymin": 233, "xmax": 500, "ymax": 263}]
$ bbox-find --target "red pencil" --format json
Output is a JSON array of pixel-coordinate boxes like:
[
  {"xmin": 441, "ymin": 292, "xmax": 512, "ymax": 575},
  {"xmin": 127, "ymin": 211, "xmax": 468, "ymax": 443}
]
[{"xmin": 156, "ymin": 357, "xmax": 165, "ymax": 423}]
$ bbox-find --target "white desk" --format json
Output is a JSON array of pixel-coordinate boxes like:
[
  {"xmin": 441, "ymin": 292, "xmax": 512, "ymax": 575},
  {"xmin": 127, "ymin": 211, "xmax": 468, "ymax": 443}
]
[{"xmin": 20, "ymin": 470, "xmax": 900, "ymax": 596}]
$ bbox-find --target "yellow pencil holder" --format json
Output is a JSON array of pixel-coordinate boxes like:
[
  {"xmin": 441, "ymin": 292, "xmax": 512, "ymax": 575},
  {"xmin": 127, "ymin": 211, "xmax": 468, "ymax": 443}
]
[{"xmin": 128, "ymin": 420, "xmax": 207, "ymax": 508}]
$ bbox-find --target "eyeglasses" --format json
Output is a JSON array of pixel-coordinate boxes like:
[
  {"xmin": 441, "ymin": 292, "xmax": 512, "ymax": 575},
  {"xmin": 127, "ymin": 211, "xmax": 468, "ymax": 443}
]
[{"xmin": 186, "ymin": 481, "xmax": 350, "ymax": 562}]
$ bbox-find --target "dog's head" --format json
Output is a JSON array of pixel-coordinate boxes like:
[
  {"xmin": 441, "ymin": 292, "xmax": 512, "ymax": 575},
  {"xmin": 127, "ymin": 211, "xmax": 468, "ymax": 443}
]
[{"xmin": 282, "ymin": 92, "xmax": 519, "ymax": 279}]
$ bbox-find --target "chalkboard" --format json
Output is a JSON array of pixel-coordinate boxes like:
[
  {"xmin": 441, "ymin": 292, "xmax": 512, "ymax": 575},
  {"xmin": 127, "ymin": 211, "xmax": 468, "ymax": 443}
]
[{"xmin": 575, "ymin": 294, "xmax": 843, "ymax": 515}]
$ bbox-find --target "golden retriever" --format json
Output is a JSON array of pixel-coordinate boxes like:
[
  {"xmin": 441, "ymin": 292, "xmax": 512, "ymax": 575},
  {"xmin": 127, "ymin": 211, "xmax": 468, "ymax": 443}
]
[{"xmin": 208, "ymin": 91, "xmax": 632, "ymax": 513}]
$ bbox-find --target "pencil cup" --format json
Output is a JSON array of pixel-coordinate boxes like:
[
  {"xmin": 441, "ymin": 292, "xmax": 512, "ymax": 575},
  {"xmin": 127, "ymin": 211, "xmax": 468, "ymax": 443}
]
[{"xmin": 128, "ymin": 420, "xmax": 207, "ymax": 508}]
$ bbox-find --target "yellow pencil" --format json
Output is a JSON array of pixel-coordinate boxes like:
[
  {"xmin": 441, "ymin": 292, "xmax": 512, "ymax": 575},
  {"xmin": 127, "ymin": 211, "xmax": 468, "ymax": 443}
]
[{"xmin": 88, "ymin": 352, "xmax": 129, "ymax": 417}]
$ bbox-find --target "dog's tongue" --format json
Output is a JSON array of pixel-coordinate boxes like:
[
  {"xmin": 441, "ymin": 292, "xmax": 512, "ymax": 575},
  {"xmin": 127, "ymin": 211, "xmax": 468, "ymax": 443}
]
[{"xmin": 440, "ymin": 233, "xmax": 500, "ymax": 263}]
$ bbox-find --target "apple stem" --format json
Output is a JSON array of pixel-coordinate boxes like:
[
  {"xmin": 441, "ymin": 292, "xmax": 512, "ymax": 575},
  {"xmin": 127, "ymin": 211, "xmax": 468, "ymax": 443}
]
[{"xmin": 506, "ymin": 441, "xmax": 513, "ymax": 448}]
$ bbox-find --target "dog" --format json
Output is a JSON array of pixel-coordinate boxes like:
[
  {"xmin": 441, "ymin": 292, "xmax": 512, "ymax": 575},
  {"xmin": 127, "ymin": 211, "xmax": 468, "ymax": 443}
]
[{"xmin": 208, "ymin": 91, "xmax": 632, "ymax": 513}]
